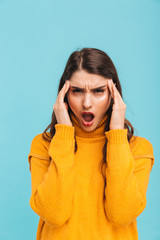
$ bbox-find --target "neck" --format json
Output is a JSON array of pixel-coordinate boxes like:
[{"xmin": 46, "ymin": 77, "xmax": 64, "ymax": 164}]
[{"xmin": 70, "ymin": 111, "xmax": 109, "ymax": 138}]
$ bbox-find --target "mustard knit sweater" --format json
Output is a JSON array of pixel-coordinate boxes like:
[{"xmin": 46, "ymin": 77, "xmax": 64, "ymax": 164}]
[{"xmin": 28, "ymin": 112, "xmax": 154, "ymax": 240}]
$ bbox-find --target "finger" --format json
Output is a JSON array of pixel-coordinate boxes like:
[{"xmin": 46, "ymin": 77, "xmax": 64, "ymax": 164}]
[
  {"xmin": 64, "ymin": 81, "xmax": 71, "ymax": 98},
  {"xmin": 111, "ymin": 81, "xmax": 124, "ymax": 105},
  {"xmin": 107, "ymin": 80, "xmax": 114, "ymax": 98},
  {"xmin": 59, "ymin": 81, "xmax": 70, "ymax": 99},
  {"xmin": 53, "ymin": 83, "xmax": 69, "ymax": 109},
  {"xmin": 112, "ymin": 82, "xmax": 121, "ymax": 99},
  {"xmin": 108, "ymin": 80, "xmax": 124, "ymax": 106}
]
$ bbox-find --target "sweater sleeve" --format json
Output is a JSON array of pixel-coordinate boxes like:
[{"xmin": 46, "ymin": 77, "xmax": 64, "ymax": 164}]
[
  {"xmin": 104, "ymin": 129, "xmax": 155, "ymax": 227},
  {"xmin": 28, "ymin": 125, "xmax": 76, "ymax": 228}
]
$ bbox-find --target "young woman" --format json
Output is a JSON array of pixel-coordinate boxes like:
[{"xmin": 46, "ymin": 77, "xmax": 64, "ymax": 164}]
[{"xmin": 28, "ymin": 48, "xmax": 154, "ymax": 240}]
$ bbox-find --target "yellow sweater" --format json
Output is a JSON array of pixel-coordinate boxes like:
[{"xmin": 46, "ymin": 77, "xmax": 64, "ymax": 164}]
[{"xmin": 28, "ymin": 112, "xmax": 154, "ymax": 240}]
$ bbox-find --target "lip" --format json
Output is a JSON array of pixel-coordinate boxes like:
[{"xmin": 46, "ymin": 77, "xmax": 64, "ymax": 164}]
[
  {"xmin": 81, "ymin": 111, "xmax": 95, "ymax": 117},
  {"xmin": 81, "ymin": 117, "xmax": 94, "ymax": 126},
  {"xmin": 81, "ymin": 112, "xmax": 95, "ymax": 127}
]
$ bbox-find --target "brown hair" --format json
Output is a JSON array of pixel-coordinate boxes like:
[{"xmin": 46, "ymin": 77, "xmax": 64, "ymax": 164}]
[{"xmin": 42, "ymin": 47, "xmax": 135, "ymax": 199}]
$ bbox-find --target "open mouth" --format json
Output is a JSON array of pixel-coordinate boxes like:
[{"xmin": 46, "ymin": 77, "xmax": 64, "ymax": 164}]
[{"xmin": 81, "ymin": 112, "xmax": 95, "ymax": 122}]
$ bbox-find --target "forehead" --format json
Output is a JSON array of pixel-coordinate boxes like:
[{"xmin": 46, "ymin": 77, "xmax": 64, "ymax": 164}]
[{"xmin": 69, "ymin": 70, "xmax": 108, "ymax": 87}]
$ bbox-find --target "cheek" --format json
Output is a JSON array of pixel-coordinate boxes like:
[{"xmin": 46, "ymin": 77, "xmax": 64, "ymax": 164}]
[
  {"xmin": 97, "ymin": 93, "xmax": 110, "ymax": 106},
  {"xmin": 96, "ymin": 95, "xmax": 111, "ymax": 113},
  {"xmin": 68, "ymin": 93, "xmax": 80, "ymax": 111}
]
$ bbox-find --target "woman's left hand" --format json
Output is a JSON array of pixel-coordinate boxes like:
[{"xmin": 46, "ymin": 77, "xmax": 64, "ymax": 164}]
[{"xmin": 107, "ymin": 79, "xmax": 126, "ymax": 130}]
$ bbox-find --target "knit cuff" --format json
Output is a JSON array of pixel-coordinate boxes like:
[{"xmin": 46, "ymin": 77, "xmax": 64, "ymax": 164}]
[
  {"xmin": 105, "ymin": 129, "xmax": 128, "ymax": 144},
  {"xmin": 54, "ymin": 124, "xmax": 75, "ymax": 140}
]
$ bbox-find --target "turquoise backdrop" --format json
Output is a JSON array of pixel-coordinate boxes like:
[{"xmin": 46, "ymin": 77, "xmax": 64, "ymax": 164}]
[{"xmin": 0, "ymin": 0, "xmax": 159, "ymax": 239}]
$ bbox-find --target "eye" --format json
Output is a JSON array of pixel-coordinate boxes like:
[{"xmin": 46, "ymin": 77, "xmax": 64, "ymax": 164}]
[
  {"xmin": 72, "ymin": 89, "xmax": 83, "ymax": 93},
  {"xmin": 71, "ymin": 89, "xmax": 104, "ymax": 93},
  {"xmin": 93, "ymin": 89, "xmax": 104, "ymax": 93}
]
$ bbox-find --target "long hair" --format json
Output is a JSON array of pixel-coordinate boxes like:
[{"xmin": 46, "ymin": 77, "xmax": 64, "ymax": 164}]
[{"xmin": 42, "ymin": 47, "xmax": 135, "ymax": 201}]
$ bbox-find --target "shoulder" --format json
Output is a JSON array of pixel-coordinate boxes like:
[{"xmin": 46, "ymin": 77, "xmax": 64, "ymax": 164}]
[
  {"xmin": 129, "ymin": 135, "xmax": 154, "ymax": 167},
  {"xmin": 29, "ymin": 132, "xmax": 51, "ymax": 159},
  {"xmin": 129, "ymin": 135, "xmax": 154, "ymax": 155},
  {"xmin": 30, "ymin": 132, "xmax": 50, "ymax": 146}
]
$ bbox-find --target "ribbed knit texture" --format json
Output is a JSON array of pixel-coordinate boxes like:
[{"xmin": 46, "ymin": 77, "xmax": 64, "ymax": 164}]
[{"xmin": 28, "ymin": 113, "xmax": 155, "ymax": 240}]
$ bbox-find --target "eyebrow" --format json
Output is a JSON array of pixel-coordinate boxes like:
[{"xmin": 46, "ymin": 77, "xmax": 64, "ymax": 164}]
[{"xmin": 70, "ymin": 84, "xmax": 107, "ymax": 90}]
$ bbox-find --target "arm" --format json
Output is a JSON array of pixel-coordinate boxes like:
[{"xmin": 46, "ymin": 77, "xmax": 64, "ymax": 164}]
[
  {"xmin": 104, "ymin": 129, "xmax": 154, "ymax": 227},
  {"xmin": 28, "ymin": 124, "xmax": 76, "ymax": 228}
]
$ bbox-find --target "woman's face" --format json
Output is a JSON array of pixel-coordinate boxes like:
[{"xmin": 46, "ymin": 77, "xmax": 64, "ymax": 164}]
[{"xmin": 67, "ymin": 70, "xmax": 111, "ymax": 132}]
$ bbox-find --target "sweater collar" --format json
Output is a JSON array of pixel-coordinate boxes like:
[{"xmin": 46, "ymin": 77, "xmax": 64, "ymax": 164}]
[{"xmin": 70, "ymin": 111, "xmax": 109, "ymax": 138}]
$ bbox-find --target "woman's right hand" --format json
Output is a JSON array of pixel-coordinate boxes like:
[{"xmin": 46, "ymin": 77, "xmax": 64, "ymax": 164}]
[{"xmin": 53, "ymin": 81, "xmax": 73, "ymax": 126}]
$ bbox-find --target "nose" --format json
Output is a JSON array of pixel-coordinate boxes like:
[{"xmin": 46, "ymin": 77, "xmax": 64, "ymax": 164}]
[{"xmin": 82, "ymin": 93, "xmax": 92, "ymax": 110}]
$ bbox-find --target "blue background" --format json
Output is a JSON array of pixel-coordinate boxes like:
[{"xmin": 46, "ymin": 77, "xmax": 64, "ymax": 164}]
[{"xmin": 0, "ymin": 0, "xmax": 159, "ymax": 239}]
